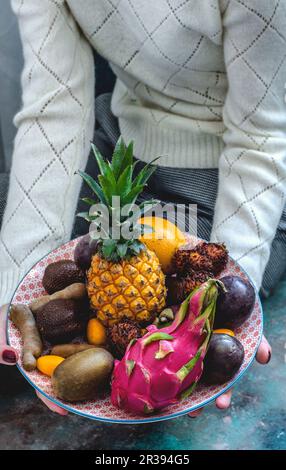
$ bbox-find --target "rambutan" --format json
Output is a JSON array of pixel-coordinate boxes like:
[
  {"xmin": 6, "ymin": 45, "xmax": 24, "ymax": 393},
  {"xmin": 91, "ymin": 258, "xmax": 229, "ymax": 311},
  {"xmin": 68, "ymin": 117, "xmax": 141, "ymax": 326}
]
[
  {"xmin": 198, "ymin": 242, "xmax": 228, "ymax": 275},
  {"xmin": 172, "ymin": 242, "xmax": 228, "ymax": 276},
  {"xmin": 108, "ymin": 319, "xmax": 142, "ymax": 358},
  {"xmin": 166, "ymin": 270, "xmax": 213, "ymax": 305},
  {"xmin": 172, "ymin": 246, "xmax": 213, "ymax": 275}
]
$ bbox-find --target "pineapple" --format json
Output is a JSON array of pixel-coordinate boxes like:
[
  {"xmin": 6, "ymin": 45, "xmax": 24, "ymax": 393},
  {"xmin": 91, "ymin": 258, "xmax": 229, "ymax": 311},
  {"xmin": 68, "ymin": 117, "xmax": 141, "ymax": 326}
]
[{"xmin": 78, "ymin": 137, "xmax": 167, "ymax": 326}]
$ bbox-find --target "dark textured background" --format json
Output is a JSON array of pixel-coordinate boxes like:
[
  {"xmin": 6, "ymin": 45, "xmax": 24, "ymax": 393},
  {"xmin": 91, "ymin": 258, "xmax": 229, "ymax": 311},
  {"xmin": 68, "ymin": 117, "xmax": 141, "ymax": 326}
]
[{"xmin": 1, "ymin": 275, "xmax": 285, "ymax": 451}]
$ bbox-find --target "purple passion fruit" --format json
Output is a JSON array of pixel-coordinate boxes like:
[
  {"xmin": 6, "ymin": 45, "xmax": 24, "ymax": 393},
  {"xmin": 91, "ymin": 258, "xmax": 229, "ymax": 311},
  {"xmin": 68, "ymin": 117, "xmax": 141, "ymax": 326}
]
[
  {"xmin": 214, "ymin": 275, "xmax": 255, "ymax": 329},
  {"xmin": 202, "ymin": 333, "xmax": 245, "ymax": 385},
  {"xmin": 74, "ymin": 235, "xmax": 98, "ymax": 271}
]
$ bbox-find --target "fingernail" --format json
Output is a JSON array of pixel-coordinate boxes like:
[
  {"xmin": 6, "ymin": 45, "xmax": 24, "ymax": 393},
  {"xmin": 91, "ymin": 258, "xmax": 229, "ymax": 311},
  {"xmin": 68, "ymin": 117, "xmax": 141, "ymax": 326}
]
[
  {"xmin": 2, "ymin": 350, "xmax": 17, "ymax": 364},
  {"xmin": 266, "ymin": 350, "xmax": 272, "ymax": 364},
  {"xmin": 217, "ymin": 396, "xmax": 230, "ymax": 409}
]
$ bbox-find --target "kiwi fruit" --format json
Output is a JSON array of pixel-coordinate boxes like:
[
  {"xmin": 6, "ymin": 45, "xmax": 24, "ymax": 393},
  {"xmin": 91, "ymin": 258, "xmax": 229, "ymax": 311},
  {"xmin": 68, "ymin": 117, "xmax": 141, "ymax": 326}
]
[
  {"xmin": 35, "ymin": 299, "xmax": 87, "ymax": 344},
  {"xmin": 43, "ymin": 260, "xmax": 85, "ymax": 294},
  {"xmin": 52, "ymin": 348, "xmax": 114, "ymax": 401}
]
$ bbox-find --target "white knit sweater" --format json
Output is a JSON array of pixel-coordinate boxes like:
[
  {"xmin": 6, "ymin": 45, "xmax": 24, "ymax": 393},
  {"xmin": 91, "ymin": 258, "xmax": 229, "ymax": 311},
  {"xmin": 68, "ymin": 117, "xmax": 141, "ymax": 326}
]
[{"xmin": 1, "ymin": 0, "xmax": 286, "ymax": 304}]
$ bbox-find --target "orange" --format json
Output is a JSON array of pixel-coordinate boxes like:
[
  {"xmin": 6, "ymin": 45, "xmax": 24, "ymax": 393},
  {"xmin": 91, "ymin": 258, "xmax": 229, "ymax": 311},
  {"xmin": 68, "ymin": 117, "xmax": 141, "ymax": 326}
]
[
  {"xmin": 139, "ymin": 217, "xmax": 186, "ymax": 273},
  {"xmin": 37, "ymin": 355, "xmax": 65, "ymax": 377},
  {"xmin": 87, "ymin": 318, "xmax": 107, "ymax": 345},
  {"xmin": 213, "ymin": 329, "xmax": 235, "ymax": 337}
]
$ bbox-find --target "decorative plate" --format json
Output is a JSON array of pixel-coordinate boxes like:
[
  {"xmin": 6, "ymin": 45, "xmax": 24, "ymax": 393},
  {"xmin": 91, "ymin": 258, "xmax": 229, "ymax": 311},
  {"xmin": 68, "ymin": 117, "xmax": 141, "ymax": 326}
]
[{"xmin": 7, "ymin": 237, "xmax": 263, "ymax": 424}]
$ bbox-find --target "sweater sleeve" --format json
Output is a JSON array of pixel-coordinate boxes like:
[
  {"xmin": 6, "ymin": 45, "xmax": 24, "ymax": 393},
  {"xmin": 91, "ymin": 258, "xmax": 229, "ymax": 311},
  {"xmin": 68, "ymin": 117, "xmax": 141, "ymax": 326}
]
[
  {"xmin": 211, "ymin": 0, "xmax": 286, "ymax": 290},
  {"xmin": 0, "ymin": 0, "xmax": 95, "ymax": 305}
]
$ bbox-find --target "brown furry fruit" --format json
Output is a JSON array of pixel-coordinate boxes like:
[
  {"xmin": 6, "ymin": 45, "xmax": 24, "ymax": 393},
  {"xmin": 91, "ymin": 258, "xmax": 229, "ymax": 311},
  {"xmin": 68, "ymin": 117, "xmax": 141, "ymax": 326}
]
[
  {"xmin": 166, "ymin": 271, "xmax": 213, "ymax": 305},
  {"xmin": 198, "ymin": 242, "xmax": 228, "ymax": 275},
  {"xmin": 108, "ymin": 319, "xmax": 142, "ymax": 358},
  {"xmin": 172, "ymin": 242, "xmax": 228, "ymax": 276}
]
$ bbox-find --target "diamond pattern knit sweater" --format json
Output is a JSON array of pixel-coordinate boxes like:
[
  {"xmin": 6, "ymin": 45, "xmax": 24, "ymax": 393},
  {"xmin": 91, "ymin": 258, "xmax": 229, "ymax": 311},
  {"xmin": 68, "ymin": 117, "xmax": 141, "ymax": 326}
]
[{"xmin": 0, "ymin": 0, "xmax": 286, "ymax": 304}]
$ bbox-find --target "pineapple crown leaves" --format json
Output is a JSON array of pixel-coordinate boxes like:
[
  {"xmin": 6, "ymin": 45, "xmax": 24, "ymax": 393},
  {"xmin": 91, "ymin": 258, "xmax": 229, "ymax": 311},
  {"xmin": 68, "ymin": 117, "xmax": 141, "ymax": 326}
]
[{"xmin": 76, "ymin": 136, "xmax": 160, "ymax": 261}]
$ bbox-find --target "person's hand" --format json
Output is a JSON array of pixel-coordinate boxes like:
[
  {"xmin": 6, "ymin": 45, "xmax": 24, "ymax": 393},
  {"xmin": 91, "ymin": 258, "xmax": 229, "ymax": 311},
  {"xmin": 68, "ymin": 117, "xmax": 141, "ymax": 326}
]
[
  {"xmin": 0, "ymin": 305, "xmax": 67, "ymax": 416},
  {"xmin": 189, "ymin": 334, "xmax": 271, "ymax": 417}
]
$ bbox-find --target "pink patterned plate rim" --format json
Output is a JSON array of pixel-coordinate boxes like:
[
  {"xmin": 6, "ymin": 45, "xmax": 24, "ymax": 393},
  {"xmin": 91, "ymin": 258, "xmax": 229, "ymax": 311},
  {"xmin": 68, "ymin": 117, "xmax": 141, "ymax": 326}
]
[{"xmin": 7, "ymin": 237, "xmax": 263, "ymax": 424}]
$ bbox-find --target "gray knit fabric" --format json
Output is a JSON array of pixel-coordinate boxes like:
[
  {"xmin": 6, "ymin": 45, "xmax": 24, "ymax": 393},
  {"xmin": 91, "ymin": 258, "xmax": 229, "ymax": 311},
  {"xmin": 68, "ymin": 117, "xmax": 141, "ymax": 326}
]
[{"xmin": 0, "ymin": 173, "xmax": 9, "ymax": 223}]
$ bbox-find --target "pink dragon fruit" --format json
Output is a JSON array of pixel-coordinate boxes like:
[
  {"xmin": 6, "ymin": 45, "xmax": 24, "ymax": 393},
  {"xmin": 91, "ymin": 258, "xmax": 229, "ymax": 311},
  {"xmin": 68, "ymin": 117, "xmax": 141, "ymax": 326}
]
[{"xmin": 111, "ymin": 279, "xmax": 221, "ymax": 415}]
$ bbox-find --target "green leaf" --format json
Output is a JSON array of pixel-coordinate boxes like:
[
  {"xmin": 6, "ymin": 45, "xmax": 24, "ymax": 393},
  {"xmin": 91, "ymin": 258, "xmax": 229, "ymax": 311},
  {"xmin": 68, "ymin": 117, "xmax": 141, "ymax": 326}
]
[
  {"xmin": 91, "ymin": 143, "xmax": 108, "ymax": 175},
  {"xmin": 91, "ymin": 143, "xmax": 117, "ymax": 190},
  {"xmin": 119, "ymin": 140, "xmax": 134, "ymax": 175},
  {"xmin": 171, "ymin": 294, "xmax": 192, "ymax": 330},
  {"xmin": 176, "ymin": 350, "xmax": 202, "ymax": 382},
  {"xmin": 180, "ymin": 382, "xmax": 198, "ymax": 400},
  {"xmin": 133, "ymin": 158, "xmax": 160, "ymax": 187},
  {"xmin": 109, "ymin": 252, "xmax": 120, "ymax": 262},
  {"xmin": 123, "ymin": 141, "xmax": 134, "ymax": 168},
  {"xmin": 193, "ymin": 296, "xmax": 217, "ymax": 326},
  {"xmin": 130, "ymin": 240, "xmax": 145, "ymax": 255},
  {"xmin": 143, "ymin": 332, "xmax": 174, "ymax": 347},
  {"xmin": 102, "ymin": 238, "xmax": 116, "ymax": 247},
  {"xmin": 126, "ymin": 360, "xmax": 136, "ymax": 377},
  {"xmin": 117, "ymin": 243, "xmax": 128, "ymax": 259},
  {"xmin": 116, "ymin": 164, "xmax": 133, "ymax": 197},
  {"xmin": 77, "ymin": 170, "xmax": 108, "ymax": 205},
  {"xmin": 81, "ymin": 197, "xmax": 98, "ymax": 206},
  {"xmin": 122, "ymin": 184, "xmax": 144, "ymax": 206},
  {"xmin": 76, "ymin": 212, "xmax": 93, "ymax": 222},
  {"xmin": 98, "ymin": 175, "xmax": 113, "ymax": 205},
  {"xmin": 105, "ymin": 167, "xmax": 117, "ymax": 192},
  {"xmin": 134, "ymin": 166, "xmax": 156, "ymax": 187},
  {"xmin": 111, "ymin": 137, "xmax": 126, "ymax": 180},
  {"xmin": 110, "ymin": 138, "xmax": 134, "ymax": 181},
  {"xmin": 101, "ymin": 239, "xmax": 117, "ymax": 258}
]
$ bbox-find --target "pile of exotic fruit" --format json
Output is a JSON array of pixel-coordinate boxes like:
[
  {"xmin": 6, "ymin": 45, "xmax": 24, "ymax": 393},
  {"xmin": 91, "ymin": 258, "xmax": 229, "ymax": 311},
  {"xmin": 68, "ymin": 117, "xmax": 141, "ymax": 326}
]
[{"xmin": 10, "ymin": 138, "xmax": 256, "ymax": 415}]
